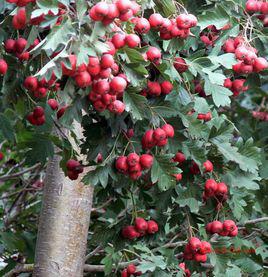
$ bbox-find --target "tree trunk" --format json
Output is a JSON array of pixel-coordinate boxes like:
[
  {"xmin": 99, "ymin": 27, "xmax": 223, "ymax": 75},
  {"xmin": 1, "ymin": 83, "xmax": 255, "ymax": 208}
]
[{"xmin": 33, "ymin": 124, "xmax": 93, "ymax": 277}]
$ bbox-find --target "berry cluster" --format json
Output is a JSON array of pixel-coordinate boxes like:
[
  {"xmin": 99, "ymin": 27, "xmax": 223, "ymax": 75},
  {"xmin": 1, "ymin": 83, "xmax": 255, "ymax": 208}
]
[
  {"xmin": 222, "ymin": 37, "xmax": 268, "ymax": 74},
  {"xmin": 111, "ymin": 32, "xmax": 141, "ymax": 49},
  {"xmin": 66, "ymin": 159, "xmax": 84, "ymax": 180},
  {"xmin": 24, "ymin": 75, "xmax": 59, "ymax": 98},
  {"xmin": 183, "ymin": 237, "xmax": 212, "ymax": 262},
  {"xmin": 141, "ymin": 124, "xmax": 174, "ymax": 149},
  {"xmin": 200, "ymin": 24, "xmax": 230, "ymax": 47},
  {"xmin": 115, "ymin": 153, "xmax": 154, "ymax": 180},
  {"xmin": 178, "ymin": 263, "xmax": 191, "ymax": 277},
  {"xmin": 189, "ymin": 160, "xmax": 213, "ymax": 175},
  {"xmin": 206, "ymin": 220, "xmax": 238, "ymax": 237},
  {"xmin": 121, "ymin": 264, "xmax": 141, "ymax": 277},
  {"xmin": 141, "ymin": 80, "xmax": 173, "ymax": 97},
  {"xmin": 203, "ymin": 179, "xmax": 228, "ymax": 201},
  {"xmin": 122, "ymin": 218, "xmax": 158, "ymax": 240},
  {"xmin": 89, "ymin": 0, "xmax": 140, "ymax": 25},
  {"xmin": 252, "ymin": 110, "xmax": 268, "ymax": 121},
  {"xmin": 224, "ymin": 78, "xmax": 248, "ymax": 97},
  {"xmin": 0, "ymin": 59, "xmax": 8, "ymax": 76},
  {"xmin": 4, "ymin": 37, "xmax": 39, "ymax": 61},
  {"xmin": 197, "ymin": 112, "xmax": 212, "ymax": 121},
  {"xmin": 27, "ymin": 106, "xmax": 45, "ymax": 126},
  {"xmin": 246, "ymin": 0, "xmax": 268, "ymax": 15}
]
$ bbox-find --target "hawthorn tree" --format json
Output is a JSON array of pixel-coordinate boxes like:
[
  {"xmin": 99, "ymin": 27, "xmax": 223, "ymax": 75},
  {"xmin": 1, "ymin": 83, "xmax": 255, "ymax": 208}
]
[{"xmin": 0, "ymin": 0, "xmax": 268, "ymax": 276}]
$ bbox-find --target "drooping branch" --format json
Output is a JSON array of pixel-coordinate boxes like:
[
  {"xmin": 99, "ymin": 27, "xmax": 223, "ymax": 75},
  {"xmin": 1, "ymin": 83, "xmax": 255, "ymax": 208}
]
[{"xmin": 243, "ymin": 217, "xmax": 268, "ymax": 225}]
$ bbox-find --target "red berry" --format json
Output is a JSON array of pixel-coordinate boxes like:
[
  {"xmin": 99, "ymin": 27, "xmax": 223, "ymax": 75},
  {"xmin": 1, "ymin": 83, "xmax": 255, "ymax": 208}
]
[
  {"xmin": 149, "ymin": 13, "xmax": 163, "ymax": 28},
  {"xmin": 189, "ymin": 237, "xmax": 201, "ymax": 251},
  {"xmin": 229, "ymin": 226, "xmax": 238, "ymax": 237},
  {"xmin": 61, "ymin": 55, "xmax": 77, "ymax": 76},
  {"xmin": 204, "ymin": 179, "xmax": 218, "ymax": 196},
  {"xmin": 176, "ymin": 14, "xmax": 196, "ymax": 29},
  {"xmin": 106, "ymin": 3, "xmax": 120, "ymax": 19},
  {"xmin": 0, "ymin": 59, "xmax": 8, "ymax": 75},
  {"xmin": 14, "ymin": 37, "xmax": 27, "ymax": 53},
  {"xmin": 94, "ymin": 2, "xmax": 109, "ymax": 17},
  {"xmin": 67, "ymin": 170, "xmax": 79, "ymax": 180},
  {"xmin": 199, "ymin": 241, "xmax": 212, "ymax": 254},
  {"xmin": 210, "ymin": 221, "xmax": 223, "ymax": 234},
  {"xmin": 108, "ymin": 100, "xmax": 125, "ymax": 114},
  {"xmin": 66, "ymin": 159, "xmax": 80, "ymax": 170},
  {"xmin": 147, "ymin": 220, "xmax": 158, "ymax": 234},
  {"xmin": 223, "ymin": 220, "xmax": 236, "ymax": 232},
  {"xmin": 194, "ymin": 253, "xmax": 207, "ymax": 263},
  {"xmin": 121, "ymin": 225, "xmax": 140, "ymax": 239},
  {"xmin": 147, "ymin": 81, "xmax": 161, "ymax": 97},
  {"xmin": 140, "ymin": 154, "xmax": 154, "ymax": 169},
  {"xmin": 222, "ymin": 39, "xmax": 235, "ymax": 53},
  {"xmin": 205, "ymin": 222, "xmax": 213, "ymax": 234},
  {"xmin": 33, "ymin": 106, "xmax": 44, "ymax": 117},
  {"xmin": 110, "ymin": 76, "xmax": 127, "ymax": 93},
  {"xmin": 129, "ymin": 170, "xmax": 142, "ymax": 180},
  {"xmin": 203, "ymin": 160, "xmax": 213, "ymax": 172},
  {"xmin": 174, "ymin": 173, "xmax": 182, "ymax": 181},
  {"xmin": 100, "ymin": 54, "xmax": 114, "ymax": 68},
  {"xmin": 75, "ymin": 71, "xmax": 92, "ymax": 88},
  {"xmin": 127, "ymin": 152, "xmax": 140, "ymax": 166},
  {"xmin": 57, "ymin": 106, "xmax": 67, "ymax": 119},
  {"xmin": 116, "ymin": 156, "xmax": 128, "ymax": 172},
  {"xmin": 216, "ymin": 182, "xmax": 228, "ymax": 195},
  {"xmin": 111, "ymin": 33, "xmax": 126, "ymax": 49},
  {"xmin": 121, "ymin": 269, "xmax": 128, "ymax": 277},
  {"xmin": 174, "ymin": 57, "xmax": 188, "ymax": 73},
  {"xmin": 153, "ymin": 128, "xmax": 167, "ymax": 141},
  {"xmin": 24, "ymin": 76, "xmax": 38, "ymax": 92},
  {"xmin": 134, "ymin": 217, "xmax": 148, "ymax": 233},
  {"xmin": 125, "ymin": 34, "xmax": 140, "ymax": 48},
  {"xmin": 161, "ymin": 124, "xmax": 174, "ymax": 138},
  {"xmin": 4, "ymin": 39, "xmax": 16, "ymax": 53},
  {"xmin": 146, "ymin": 47, "xmax": 161, "ymax": 63},
  {"xmin": 142, "ymin": 129, "xmax": 156, "ymax": 149},
  {"xmin": 116, "ymin": 0, "xmax": 132, "ymax": 13},
  {"xmin": 173, "ymin": 152, "xmax": 186, "ymax": 163},
  {"xmin": 127, "ymin": 264, "xmax": 136, "ymax": 275},
  {"xmin": 48, "ymin": 99, "xmax": 59, "ymax": 110},
  {"xmin": 253, "ymin": 57, "xmax": 268, "ymax": 72},
  {"xmin": 134, "ymin": 17, "xmax": 150, "ymax": 34},
  {"xmin": 160, "ymin": 81, "xmax": 173, "ymax": 95}
]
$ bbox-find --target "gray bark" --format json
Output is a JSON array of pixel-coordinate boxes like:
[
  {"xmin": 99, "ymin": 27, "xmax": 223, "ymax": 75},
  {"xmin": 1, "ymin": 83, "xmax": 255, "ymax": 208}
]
[{"xmin": 33, "ymin": 125, "xmax": 93, "ymax": 277}]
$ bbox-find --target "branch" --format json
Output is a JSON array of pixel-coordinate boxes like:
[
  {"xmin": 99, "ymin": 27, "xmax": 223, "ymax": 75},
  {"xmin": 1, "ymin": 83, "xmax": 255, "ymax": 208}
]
[
  {"xmin": 0, "ymin": 163, "xmax": 41, "ymax": 181},
  {"xmin": 3, "ymin": 264, "xmax": 34, "ymax": 277},
  {"xmin": 243, "ymin": 217, "xmax": 268, "ymax": 225}
]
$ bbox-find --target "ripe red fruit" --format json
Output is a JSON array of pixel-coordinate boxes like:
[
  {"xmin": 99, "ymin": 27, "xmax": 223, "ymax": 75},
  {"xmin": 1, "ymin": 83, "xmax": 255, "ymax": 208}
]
[
  {"xmin": 204, "ymin": 179, "xmax": 218, "ymax": 196},
  {"xmin": 222, "ymin": 39, "xmax": 235, "ymax": 53},
  {"xmin": 203, "ymin": 160, "xmax": 213, "ymax": 172},
  {"xmin": 229, "ymin": 226, "xmax": 238, "ymax": 237},
  {"xmin": 232, "ymin": 79, "xmax": 246, "ymax": 91},
  {"xmin": 0, "ymin": 152, "xmax": 4, "ymax": 161},
  {"xmin": 224, "ymin": 78, "xmax": 233, "ymax": 89},
  {"xmin": 134, "ymin": 17, "xmax": 150, "ymax": 33},
  {"xmin": 162, "ymin": 124, "xmax": 174, "ymax": 138},
  {"xmin": 246, "ymin": 0, "xmax": 260, "ymax": 13},
  {"xmin": 24, "ymin": 76, "xmax": 38, "ymax": 91},
  {"xmin": 94, "ymin": 2, "xmax": 109, "ymax": 17},
  {"xmin": 194, "ymin": 253, "xmax": 207, "ymax": 263},
  {"xmin": 126, "ymin": 128, "xmax": 134, "ymax": 138},
  {"xmin": 216, "ymin": 182, "xmax": 228, "ymax": 195},
  {"xmin": 48, "ymin": 99, "xmax": 59, "ymax": 110},
  {"xmin": 116, "ymin": 156, "xmax": 128, "ymax": 172},
  {"xmin": 223, "ymin": 220, "xmax": 236, "ymax": 232},
  {"xmin": 121, "ymin": 269, "xmax": 128, "ymax": 277},
  {"xmin": 57, "ymin": 106, "xmax": 67, "ymax": 119},
  {"xmin": 109, "ymin": 100, "xmax": 125, "ymax": 114},
  {"xmin": 14, "ymin": 38, "xmax": 27, "ymax": 53},
  {"xmin": 146, "ymin": 47, "xmax": 162, "ymax": 63},
  {"xmin": 75, "ymin": 71, "xmax": 92, "ymax": 88},
  {"xmin": 253, "ymin": 57, "xmax": 268, "ymax": 72},
  {"xmin": 4, "ymin": 39, "xmax": 16, "ymax": 53},
  {"xmin": 140, "ymin": 154, "xmax": 154, "ymax": 169},
  {"xmin": 111, "ymin": 33, "xmax": 126, "ymax": 49},
  {"xmin": 147, "ymin": 220, "xmax": 158, "ymax": 234},
  {"xmin": 89, "ymin": 6, "xmax": 103, "ymax": 21},
  {"xmin": 160, "ymin": 81, "xmax": 173, "ymax": 95},
  {"xmin": 110, "ymin": 76, "xmax": 127, "ymax": 93},
  {"xmin": 205, "ymin": 222, "xmax": 212, "ymax": 233},
  {"xmin": 149, "ymin": 13, "xmax": 163, "ymax": 28},
  {"xmin": 116, "ymin": 0, "xmax": 132, "ymax": 13},
  {"xmin": 176, "ymin": 14, "xmax": 196, "ymax": 29},
  {"xmin": 210, "ymin": 221, "xmax": 223, "ymax": 234},
  {"xmin": 121, "ymin": 225, "xmax": 140, "ymax": 239},
  {"xmin": 127, "ymin": 264, "xmax": 136, "ymax": 275},
  {"xmin": 189, "ymin": 237, "xmax": 201, "ymax": 251},
  {"xmin": 12, "ymin": 8, "xmax": 27, "ymax": 30},
  {"xmin": 0, "ymin": 59, "xmax": 8, "ymax": 75},
  {"xmin": 100, "ymin": 54, "xmax": 114, "ymax": 68},
  {"xmin": 94, "ymin": 80, "xmax": 110, "ymax": 94},
  {"xmin": 199, "ymin": 241, "xmax": 212, "ymax": 254},
  {"xmin": 235, "ymin": 46, "xmax": 249, "ymax": 61},
  {"xmin": 66, "ymin": 159, "xmax": 81, "ymax": 170},
  {"xmin": 174, "ymin": 152, "xmax": 186, "ymax": 163},
  {"xmin": 33, "ymin": 106, "xmax": 44, "ymax": 117},
  {"xmin": 125, "ymin": 34, "xmax": 140, "ymax": 48},
  {"xmin": 106, "ymin": 3, "xmax": 120, "ymax": 19},
  {"xmin": 147, "ymin": 81, "xmax": 161, "ymax": 97},
  {"xmin": 127, "ymin": 153, "xmax": 140, "ymax": 166},
  {"xmin": 174, "ymin": 57, "xmax": 188, "ymax": 73},
  {"xmin": 142, "ymin": 129, "xmax": 155, "ymax": 149},
  {"xmin": 261, "ymin": 1, "xmax": 268, "ymax": 14},
  {"xmin": 61, "ymin": 55, "xmax": 77, "ymax": 76},
  {"xmin": 174, "ymin": 173, "xmax": 182, "ymax": 181},
  {"xmin": 153, "ymin": 128, "xmax": 167, "ymax": 141},
  {"xmin": 35, "ymin": 115, "xmax": 46, "ymax": 126},
  {"xmin": 239, "ymin": 62, "xmax": 253, "ymax": 74},
  {"xmin": 129, "ymin": 170, "xmax": 142, "ymax": 180},
  {"xmin": 135, "ymin": 217, "xmax": 148, "ymax": 233},
  {"xmin": 128, "ymin": 163, "xmax": 142, "ymax": 173}
]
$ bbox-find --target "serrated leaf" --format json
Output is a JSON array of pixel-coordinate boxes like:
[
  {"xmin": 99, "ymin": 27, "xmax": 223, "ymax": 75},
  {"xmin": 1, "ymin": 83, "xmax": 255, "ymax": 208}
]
[
  {"xmin": 0, "ymin": 113, "xmax": 15, "ymax": 142},
  {"xmin": 209, "ymin": 53, "xmax": 237, "ymax": 69},
  {"xmin": 151, "ymin": 154, "xmax": 180, "ymax": 191},
  {"xmin": 194, "ymin": 97, "xmax": 210, "ymax": 113},
  {"xmin": 176, "ymin": 197, "xmax": 200, "ymax": 213},
  {"xmin": 123, "ymin": 90, "xmax": 147, "ymax": 121}
]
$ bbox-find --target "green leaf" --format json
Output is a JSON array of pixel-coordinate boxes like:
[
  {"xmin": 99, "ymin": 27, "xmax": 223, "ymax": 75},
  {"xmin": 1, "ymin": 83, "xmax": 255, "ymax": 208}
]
[
  {"xmin": 0, "ymin": 113, "xmax": 15, "ymax": 142},
  {"xmin": 209, "ymin": 53, "xmax": 237, "ymax": 69},
  {"xmin": 123, "ymin": 90, "xmax": 147, "ymax": 121},
  {"xmin": 76, "ymin": 0, "xmax": 87, "ymax": 23},
  {"xmin": 198, "ymin": 5, "xmax": 229, "ymax": 30},
  {"xmin": 205, "ymin": 80, "xmax": 232, "ymax": 107},
  {"xmin": 194, "ymin": 97, "xmax": 210, "ymax": 113},
  {"xmin": 176, "ymin": 197, "xmax": 200, "ymax": 213},
  {"xmin": 151, "ymin": 154, "xmax": 180, "ymax": 191}
]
